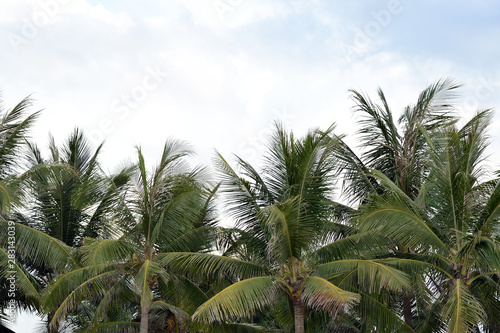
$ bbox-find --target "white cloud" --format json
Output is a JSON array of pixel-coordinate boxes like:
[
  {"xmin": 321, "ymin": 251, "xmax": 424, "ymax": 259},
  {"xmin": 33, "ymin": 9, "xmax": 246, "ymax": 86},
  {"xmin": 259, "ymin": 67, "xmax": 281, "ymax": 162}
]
[
  {"xmin": 1, "ymin": 0, "xmax": 499, "ymax": 170},
  {"xmin": 85, "ymin": 4, "xmax": 134, "ymax": 29}
]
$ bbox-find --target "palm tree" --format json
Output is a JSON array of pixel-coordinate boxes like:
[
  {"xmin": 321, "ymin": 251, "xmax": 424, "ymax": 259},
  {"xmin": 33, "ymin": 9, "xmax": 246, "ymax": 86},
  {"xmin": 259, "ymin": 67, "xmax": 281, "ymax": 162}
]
[
  {"xmin": 338, "ymin": 78, "xmax": 458, "ymax": 203},
  {"xmin": 21, "ymin": 128, "xmax": 131, "ymax": 247},
  {"xmin": 357, "ymin": 109, "xmax": 500, "ymax": 332},
  {"xmin": 333, "ymin": 78, "xmax": 460, "ymax": 327},
  {"xmin": 0, "ymin": 95, "xmax": 42, "ymax": 329},
  {"xmin": 161, "ymin": 124, "xmax": 412, "ymax": 332},
  {"xmin": 1, "ymin": 216, "xmax": 80, "ymax": 333},
  {"xmin": 42, "ymin": 140, "xmax": 218, "ymax": 333},
  {"xmin": 6, "ymin": 129, "xmax": 136, "ymax": 331}
]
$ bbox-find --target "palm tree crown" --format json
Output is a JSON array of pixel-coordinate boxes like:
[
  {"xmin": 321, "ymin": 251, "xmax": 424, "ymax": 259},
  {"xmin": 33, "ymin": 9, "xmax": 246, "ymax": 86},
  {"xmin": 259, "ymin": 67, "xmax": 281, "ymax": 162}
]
[{"xmin": 162, "ymin": 124, "xmax": 412, "ymax": 332}]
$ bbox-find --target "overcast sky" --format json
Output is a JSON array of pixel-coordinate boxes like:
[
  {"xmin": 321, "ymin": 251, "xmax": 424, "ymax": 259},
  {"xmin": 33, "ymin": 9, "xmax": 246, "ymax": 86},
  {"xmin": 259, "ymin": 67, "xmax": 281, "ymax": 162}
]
[{"xmin": 2, "ymin": 1, "xmax": 500, "ymax": 330}]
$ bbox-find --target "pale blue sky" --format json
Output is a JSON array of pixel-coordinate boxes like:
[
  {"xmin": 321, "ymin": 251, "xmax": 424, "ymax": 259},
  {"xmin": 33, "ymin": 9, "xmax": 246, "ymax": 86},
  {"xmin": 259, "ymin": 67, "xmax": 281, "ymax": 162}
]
[
  {"xmin": 2, "ymin": 1, "xmax": 499, "ymax": 170},
  {"xmin": 1, "ymin": 1, "xmax": 500, "ymax": 329}
]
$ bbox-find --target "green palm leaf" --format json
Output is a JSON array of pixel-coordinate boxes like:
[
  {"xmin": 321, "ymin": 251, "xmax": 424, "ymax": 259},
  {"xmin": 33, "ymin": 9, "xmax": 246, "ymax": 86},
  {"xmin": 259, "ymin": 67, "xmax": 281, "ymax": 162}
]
[
  {"xmin": 159, "ymin": 252, "xmax": 268, "ymax": 281},
  {"xmin": 301, "ymin": 276, "xmax": 360, "ymax": 314},
  {"xmin": 356, "ymin": 182, "xmax": 447, "ymax": 253},
  {"xmin": 193, "ymin": 276, "xmax": 277, "ymax": 323},
  {"xmin": 443, "ymin": 279, "xmax": 485, "ymax": 333},
  {"xmin": 88, "ymin": 276, "xmax": 132, "ymax": 329},
  {"xmin": 81, "ymin": 238, "xmax": 136, "ymax": 266},
  {"xmin": 314, "ymin": 259, "xmax": 410, "ymax": 292},
  {"xmin": 312, "ymin": 231, "xmax": 392, "ymax": 263},
  {"xmin": 0, "ymin": 221, "xmax": 77, "ymax": 271},
  {"xmin": 135, "ymin": 259, "xmax": 164, "ymax": 310},
  {"xmin": 150, "ymin": 300, "xmax": 188, "ymax": 321},
  {"xmin": 0, "ymin": 246, "xmax": 40, "ymax": 301},
  {"xmin": 46, "ymin": 267, "xmax": 123, "ymax": 329},
  {"xmin": 359, "ymin": 292, "xmax": 415, "ymax": 332}
]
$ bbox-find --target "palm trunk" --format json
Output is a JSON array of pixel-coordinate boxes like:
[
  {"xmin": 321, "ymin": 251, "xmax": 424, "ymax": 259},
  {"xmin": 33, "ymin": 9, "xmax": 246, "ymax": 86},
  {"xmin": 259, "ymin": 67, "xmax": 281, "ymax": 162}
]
[
  {"xmin": 140, "ymin": 302, "xmax": 150, "ymax": 333},
  {"xmin": 403, "ymin": 291, "xmax": 412, "ymax": 327},
  {"xmin": 292, "ymin": 298, "xmax": 305, "ymax": 333}
]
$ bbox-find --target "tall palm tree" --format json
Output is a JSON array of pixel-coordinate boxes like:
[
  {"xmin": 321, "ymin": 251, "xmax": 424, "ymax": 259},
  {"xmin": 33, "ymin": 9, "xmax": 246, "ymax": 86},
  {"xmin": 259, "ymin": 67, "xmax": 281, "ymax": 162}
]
[
  {"xmin": 8, "ymin": 129, "xmax": 136, "ymax": 332},
  {"xmin": 334, "ymin": 78, "xmax": 460, "ymax": 327},
  {"xmin": 357, "ymin": 109, "xmax": 500, "ymax": 332},
  {"xmin": 162, "ymin": 124, "xmax": 412, "ymax": 333},
  {"xmin": 1, "ymin": 216, "xmax": 80, "ymax": 333},
  {"xmin": 0, "ymin": 95, "xmax": 42, "ymax": 330},
  {"xmin": 42, "ymin": 140, "xmax": 218, "ymax": 333},
  {"xmin": 21, "ymin": 128, "xmax": 131, "ymax": 247}
]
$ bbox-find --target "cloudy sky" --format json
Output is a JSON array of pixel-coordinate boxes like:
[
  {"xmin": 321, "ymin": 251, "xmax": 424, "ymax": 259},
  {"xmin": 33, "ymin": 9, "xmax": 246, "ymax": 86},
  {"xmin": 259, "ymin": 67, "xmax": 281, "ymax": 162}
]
[{"xmin": 1, "ymin": 0, "xmax": 500, "ymax": 330}]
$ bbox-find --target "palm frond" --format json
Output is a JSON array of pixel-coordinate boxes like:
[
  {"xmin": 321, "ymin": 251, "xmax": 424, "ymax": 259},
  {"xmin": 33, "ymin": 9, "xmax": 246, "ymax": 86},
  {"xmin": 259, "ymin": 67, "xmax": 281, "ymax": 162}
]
[
  {"xmin": 150, "ymin": 300, "xmax": 188, "ymax": 322},
  {"xmin": 313, "ymin": 259, "xmax": 410, "ymax": 293},
  {"xmin": 442, "ymin": 279, "xmax": 485, "ymax": 333},
  {"xmin": 80, "ymin": 238, "xmax": 136, "ymax": 266},
  {"xmin": 359, "ymin": 292, "xmax": 415, "ymax": 332},
  {"xmin": 87, "ymin": 276, "xmax": 133, "ymax": 330},
  {"xmin": 332, "ymin": 136, "xmax": 377, "ymax": 204},
  {"xmin": 0, "ymin": 221, "xmax": 77, "ymax": 271},
  {"xmin": 349, "ymin": 87, "xmax": 401, "ymax": 180},
  {"xmin": 159, "ymin": 275, "xmax": 209, "ymax": 314},
  {"xmin": 356, "ymin": 175, "xmax": 447, "ymax": 253},
  {"xmin": 312, "ymin": 231, "xmax": 392, "ymax": 263},
  {"xmin": 0, "ymin": 96, "xmax": 40, "ymax": 177},
  {"xmin": 159, "ymin": 252, "xmax": 268, "ymax": 281},
  {"xmin": 258, "ymin": 197, "xmax": 301, "ymax": 264},
  {"xmin": 301, "ymin": 276, "xmax": 360, "ymax": 314},
  {"xmin": 192, "ymin": 276, "xmax": 277, "ymax": 323},
  {"xmin": 44, "ymin": 266, "xmax": 123, "ymax": 329},
  {"xmin": 0, "ymin": 246, "xmax": 40, "ymax": 302},
  {"xmin": 135, "ymin": 259, "xmax": 164, "ymax": 310},
  {"xmin": 213, "ymin": 151, "xmax": 264, "ymax": 233}
]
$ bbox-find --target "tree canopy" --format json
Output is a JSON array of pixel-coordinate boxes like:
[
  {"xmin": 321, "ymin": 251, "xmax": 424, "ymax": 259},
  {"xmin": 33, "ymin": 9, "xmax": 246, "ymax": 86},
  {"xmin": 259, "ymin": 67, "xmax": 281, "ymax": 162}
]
[{"xmin": 1, "ymin": 81, "xmax": 500, "ymax": 333}]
